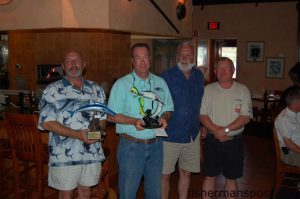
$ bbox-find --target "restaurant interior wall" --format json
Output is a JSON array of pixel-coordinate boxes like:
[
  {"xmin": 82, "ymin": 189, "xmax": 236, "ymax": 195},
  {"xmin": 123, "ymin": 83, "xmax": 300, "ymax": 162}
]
[
  {"xmin": 0, "ymin": 0, "xmax": 193, "ymax": 38},
  {"xmin": 193, "ymin": 2, "xmax": 297, "ymax": 98},
  {"xmin": 7, "ymin": 30, "xmax": 131, "ymax": 91}
]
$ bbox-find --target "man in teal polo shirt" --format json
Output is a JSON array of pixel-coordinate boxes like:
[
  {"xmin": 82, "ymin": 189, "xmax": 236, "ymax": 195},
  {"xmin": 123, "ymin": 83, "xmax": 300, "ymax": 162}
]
[{"xmin": 107, "ymin": 43, "xmax": 174, "ymax": 199}]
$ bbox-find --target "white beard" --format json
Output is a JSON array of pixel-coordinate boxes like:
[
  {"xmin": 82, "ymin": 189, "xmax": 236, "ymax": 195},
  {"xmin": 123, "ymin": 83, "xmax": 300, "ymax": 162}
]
[{"xmin": 177, "ymin": 62, "xmax": 194, "ymax": 72}]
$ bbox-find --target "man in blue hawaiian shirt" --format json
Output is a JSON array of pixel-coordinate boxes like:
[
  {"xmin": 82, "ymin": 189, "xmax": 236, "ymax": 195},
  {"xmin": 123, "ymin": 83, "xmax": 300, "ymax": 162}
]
[{"xmin": 38, "ymin": 50, "xmax": 106, "ymax": 198}]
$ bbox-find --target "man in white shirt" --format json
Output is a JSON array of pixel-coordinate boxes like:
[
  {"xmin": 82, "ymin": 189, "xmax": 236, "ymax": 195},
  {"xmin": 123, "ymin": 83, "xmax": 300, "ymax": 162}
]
[{"xmin": 275, "ymin": 87, "xmax": 300, "ymax": 167}]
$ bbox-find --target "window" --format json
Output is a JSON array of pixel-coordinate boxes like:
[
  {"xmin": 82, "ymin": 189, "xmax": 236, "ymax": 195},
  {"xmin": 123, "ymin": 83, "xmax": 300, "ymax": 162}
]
[
  {"xmin": 220, "ymin": 46, "xmax": 237, "ymax": 78},
  {"xmin": 197, "ymin": 40, "xmax": 207, "ymax": 67},
  {"xmin": 0, "ymin": 33, "xmax": 8, "ymax": 70}
]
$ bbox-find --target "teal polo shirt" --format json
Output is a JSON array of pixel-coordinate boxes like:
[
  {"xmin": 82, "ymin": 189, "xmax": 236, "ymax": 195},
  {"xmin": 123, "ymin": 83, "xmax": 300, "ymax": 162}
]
[{"xmin": 108, "ymin": 72, "xmax": 174, "ymax": 139}]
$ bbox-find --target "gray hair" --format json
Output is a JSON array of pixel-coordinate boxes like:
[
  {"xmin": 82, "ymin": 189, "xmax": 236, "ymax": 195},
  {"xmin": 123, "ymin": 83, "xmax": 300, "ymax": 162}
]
[
  {"xmin": 177, "ymin": 41, "xmax": 195, "ymax": 54},
  {"xmin": 215, "ymin": 57, "xmax": 235, "ymax": 69},
  {"xmin": 286, "ymin": 87, "xmax": 300, "ymax": 106}
]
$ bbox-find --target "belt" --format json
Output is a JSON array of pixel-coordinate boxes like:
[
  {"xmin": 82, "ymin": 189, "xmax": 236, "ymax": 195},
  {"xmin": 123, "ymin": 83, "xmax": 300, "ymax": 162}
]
[{"xmin": 120, "ymin": 134, "xmax": 157, "ymax": 144}]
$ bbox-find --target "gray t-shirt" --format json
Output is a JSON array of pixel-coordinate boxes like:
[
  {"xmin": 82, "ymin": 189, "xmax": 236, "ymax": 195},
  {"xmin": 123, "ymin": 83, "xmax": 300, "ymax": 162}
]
[{"xmin": 200, "ymin": 81, "xmax": 253, "ymax": 135}]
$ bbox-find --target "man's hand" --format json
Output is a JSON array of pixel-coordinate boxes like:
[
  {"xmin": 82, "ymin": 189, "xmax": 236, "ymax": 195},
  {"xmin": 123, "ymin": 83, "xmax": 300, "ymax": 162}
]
[
  {"xmin": 135, "ymin": 119, "xmax": 145, "ymax": 131},
  {"xmin": 213, "ymin": 127, "xmax": 230, "ymax": 142},
  {"xmin": 78, "ymin": 129, "xmax": 97, "ymax": 144},
  {"xmin": 200, "ymin": 126, "xmax": 207, "ymax": 139},
  {"xmin": 159, "ymin": 117, "xmax": 168, "ymax": 129}
]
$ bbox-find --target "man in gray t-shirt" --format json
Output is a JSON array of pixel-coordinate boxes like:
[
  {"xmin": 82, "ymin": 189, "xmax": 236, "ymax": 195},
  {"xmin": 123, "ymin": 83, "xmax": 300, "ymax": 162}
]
[{"xmin": 200, "ymin": 57, "xmax": 252, "ymax": 199}]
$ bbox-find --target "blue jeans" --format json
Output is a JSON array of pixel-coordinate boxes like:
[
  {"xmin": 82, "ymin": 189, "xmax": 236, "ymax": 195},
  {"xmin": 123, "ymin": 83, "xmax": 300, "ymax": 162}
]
[{"xmin": 117, "ymin": 137, "xmax": 163, "ymax": 199}]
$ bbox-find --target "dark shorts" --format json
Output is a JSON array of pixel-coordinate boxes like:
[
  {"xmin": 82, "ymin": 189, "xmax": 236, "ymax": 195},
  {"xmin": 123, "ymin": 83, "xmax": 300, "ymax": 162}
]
[{"xmin": 203, "ymin": 133, "xmax": 244, "ymax": 179}]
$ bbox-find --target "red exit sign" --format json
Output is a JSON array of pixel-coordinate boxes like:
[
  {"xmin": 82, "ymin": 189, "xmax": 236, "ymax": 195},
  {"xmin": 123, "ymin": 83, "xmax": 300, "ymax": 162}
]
[{"xmin": 208, "ymin": 22, "xmax": 220, "ymax": 30}]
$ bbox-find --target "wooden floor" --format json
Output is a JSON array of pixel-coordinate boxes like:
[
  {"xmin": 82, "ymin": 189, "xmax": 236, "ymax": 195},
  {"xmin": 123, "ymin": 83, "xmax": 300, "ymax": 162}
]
[
  {"xmin": 2, "ymin": 122, "xmax": 300, "ymax": 198},
  {"xmin": 137, "ymin": 131, "xmax": 275, "ymax": 199}
]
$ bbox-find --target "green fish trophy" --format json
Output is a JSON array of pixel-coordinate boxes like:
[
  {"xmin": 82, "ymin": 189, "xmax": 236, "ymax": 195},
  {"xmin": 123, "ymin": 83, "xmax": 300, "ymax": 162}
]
[
  {"xmin": 87, "ymin": 116, "xmax": 106, "ymax": 140},
  {"xmin": 131, "ymin": 87, "xmax": 164, "ymax": 129}
]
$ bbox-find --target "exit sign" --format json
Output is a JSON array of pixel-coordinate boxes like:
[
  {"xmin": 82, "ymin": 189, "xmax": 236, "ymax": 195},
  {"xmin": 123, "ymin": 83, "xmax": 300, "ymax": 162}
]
[{"xmin": 208, "ymin": 22, "xmax": 220, "ymax": 30}]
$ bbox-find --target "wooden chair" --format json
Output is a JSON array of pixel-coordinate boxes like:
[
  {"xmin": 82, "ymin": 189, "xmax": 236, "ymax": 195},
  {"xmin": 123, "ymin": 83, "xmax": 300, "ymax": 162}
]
[
  {"xmin": 86, "ymin": 148, "xmax": 111, "ymax": 199},
  {"xmin": 3, "ymin": 112, "xmax": 57, "ymax": 199},
  {"xmin": 270, "ymin": 105, "xmax": 284, "ymax": 123},
  {"xmin": 0, "ymin": 138, "xmax": 14, "ymax": 198},
  {"xmin": 98, "ymin": 148, "xmax": 110, "ymax": 198},
  {"xmin": 272, "ymin": 128, "xmax": 300, "ymax": 199}
]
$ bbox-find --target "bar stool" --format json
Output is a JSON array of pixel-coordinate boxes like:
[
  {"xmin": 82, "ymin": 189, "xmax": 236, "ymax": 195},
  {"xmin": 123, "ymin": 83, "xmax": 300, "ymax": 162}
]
[
  {"xmin": 3, "ymin": 112, "xmax": 57, "ymax": 198},
  {"xmin": 0, "ymin": 138, "xmax": 14, "ymax": 198}
]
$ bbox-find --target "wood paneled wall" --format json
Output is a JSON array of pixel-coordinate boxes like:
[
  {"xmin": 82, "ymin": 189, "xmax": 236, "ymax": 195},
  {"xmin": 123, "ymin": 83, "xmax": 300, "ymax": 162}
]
[{"xmin": 7, "ymin": 29, "xmax": 131, "ymax": 91}]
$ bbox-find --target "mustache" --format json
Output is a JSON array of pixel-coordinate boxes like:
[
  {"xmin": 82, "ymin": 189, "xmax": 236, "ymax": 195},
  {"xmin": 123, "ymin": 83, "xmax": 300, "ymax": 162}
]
[
  {"xmin": 177, "ymin": 62, "xmax": 195, "ymax": 71},
  {"xmin": 70, "ymin": 65, "xmax": 80, "ymax": 70}
]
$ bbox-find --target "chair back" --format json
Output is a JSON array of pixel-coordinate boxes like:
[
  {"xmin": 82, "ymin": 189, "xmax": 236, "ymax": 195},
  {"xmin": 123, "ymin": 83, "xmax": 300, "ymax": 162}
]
[
  {"xmin": 272, "ymin": 127, "xmax": 300, "ymax": 199},
  {"xmin": 3, "ymin": 112, "xmax": 46, "ymax": 198},
  {"xmin": 270, "ymin": 105, "xmax": 283, "ymax": 123},
  {"xmin": 3, "ymin": 112, "xmax": 42, "ymax": 162},
  {"xmin": 273, "ymin": 128, "xmax": 283, "ymax": 172}
]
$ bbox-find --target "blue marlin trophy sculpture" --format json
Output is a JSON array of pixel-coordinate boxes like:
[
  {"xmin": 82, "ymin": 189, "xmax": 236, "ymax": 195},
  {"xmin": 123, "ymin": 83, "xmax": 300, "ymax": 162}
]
[
  {"xmin": 68, "ymin": 103, "xmax": 116, "ymax": 117},
  {"xmin": 68, "ymin": 103, "xmax": 116, "ymax": 140}
]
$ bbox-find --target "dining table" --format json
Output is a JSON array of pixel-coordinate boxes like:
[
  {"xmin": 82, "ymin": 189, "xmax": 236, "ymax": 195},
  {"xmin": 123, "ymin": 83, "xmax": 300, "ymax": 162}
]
[{"xmin": 252, "ymin": 95, "xmax": 280, "ymax": 111}]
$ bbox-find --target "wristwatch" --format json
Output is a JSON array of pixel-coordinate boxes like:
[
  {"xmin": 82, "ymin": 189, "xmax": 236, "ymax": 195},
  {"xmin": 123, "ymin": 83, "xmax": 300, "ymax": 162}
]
[{"xmin": 224, "ymin": 127, "xmax": 230, "ymax": 133}]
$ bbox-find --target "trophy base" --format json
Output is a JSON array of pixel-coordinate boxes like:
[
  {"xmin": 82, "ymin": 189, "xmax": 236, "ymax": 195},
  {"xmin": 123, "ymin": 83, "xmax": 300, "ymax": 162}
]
[
  {"xmin": 141, "ymin": 124, "xmax": 163, "ymax": 129},
  {"xmin": 87, "ymin": 131, "xmax": 101, "ymax": 140}
]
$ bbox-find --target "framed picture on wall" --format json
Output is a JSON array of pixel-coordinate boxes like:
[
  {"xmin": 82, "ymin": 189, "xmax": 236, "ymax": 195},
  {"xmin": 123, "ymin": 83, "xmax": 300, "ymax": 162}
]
[
  {"xmin": 246, "ymin": 41, "xmax": 264, "ymax": 62},
  {"xmin": 266, "ymin": 57, "xmax": 284, "ymax": 79}
]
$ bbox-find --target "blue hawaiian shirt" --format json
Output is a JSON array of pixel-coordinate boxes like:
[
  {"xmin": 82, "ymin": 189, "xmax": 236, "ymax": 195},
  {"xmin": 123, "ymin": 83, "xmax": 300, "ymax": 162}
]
[{"xmin": 38, "ymin": 77, "xmax": 106, "ymax": 167}]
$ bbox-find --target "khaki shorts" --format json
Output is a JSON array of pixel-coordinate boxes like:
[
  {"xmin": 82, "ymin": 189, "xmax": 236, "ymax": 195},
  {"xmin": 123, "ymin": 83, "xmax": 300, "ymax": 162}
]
[
  {"xmin": 162, "ymin": 133, "xmax": 200, "ymax": 174},
  {"xmin": 48, "ymin": 163, "xmax": 101, "ymax": 190}
]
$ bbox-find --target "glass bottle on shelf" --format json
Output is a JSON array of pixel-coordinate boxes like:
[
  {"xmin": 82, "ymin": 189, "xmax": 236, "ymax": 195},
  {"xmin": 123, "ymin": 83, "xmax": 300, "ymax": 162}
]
[
  {"xmin": 263, "ymin": 89, "xmax": 270, "ymax": 112},
  {"xmin": 263, "ymin": 89, "xmax": 269, "ymax": 100},
  {"xmin": 30, "ymin": 91, "xmax": 38, "ymax": 114}
]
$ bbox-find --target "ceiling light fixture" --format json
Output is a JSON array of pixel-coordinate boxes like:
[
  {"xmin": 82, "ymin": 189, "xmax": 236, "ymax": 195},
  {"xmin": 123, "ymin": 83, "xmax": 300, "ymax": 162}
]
[{"xmin": 177, "ymin": 0, "xmax": 186, "ymax": 20}]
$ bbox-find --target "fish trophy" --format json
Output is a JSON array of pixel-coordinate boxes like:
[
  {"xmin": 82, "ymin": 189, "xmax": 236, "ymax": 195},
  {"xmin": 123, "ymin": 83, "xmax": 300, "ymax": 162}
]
[
  {"xmin": 142, "ymin": 109, "xmax": 162, "ymax": 129},
  {"xmin": 70, "ymin": 103, "xmax": 116, "ymax": 140},
  {"xmin": 131, "ymin": 87, "xmax": 164, "ymax": 129},
  {"xmin": 87, "ymin": 116, "xmax": 105, "ymax": 141}
]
